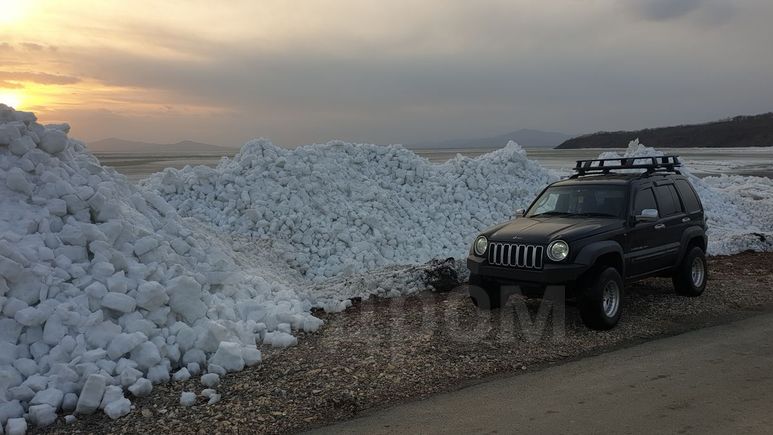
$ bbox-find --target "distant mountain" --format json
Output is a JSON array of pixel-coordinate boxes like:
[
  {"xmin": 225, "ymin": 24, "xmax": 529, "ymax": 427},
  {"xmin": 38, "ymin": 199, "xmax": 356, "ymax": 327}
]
[
  {"xmin": 557, "ymin": 113, "xmax": 773, "ymax": 149},
  {"xmin": 88, "ymin": 138, "xmax": 238, "ymax": 154},
  {"xmin": 413, "ymin": 129, "xmax": 574, "ymax": 149}
]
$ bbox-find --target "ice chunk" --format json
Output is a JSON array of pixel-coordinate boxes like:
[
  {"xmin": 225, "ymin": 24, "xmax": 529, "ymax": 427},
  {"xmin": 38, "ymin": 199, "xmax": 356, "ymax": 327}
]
[
  {"xmin": 14, "ymin": 306, "xmax": 45, "ymax": 326},
  {"xmin": 263, "ymin": 331, "xmax": 298, "ymax": 348},
  {"xmin": 9, "ymin": 135, "xmax": 35, "ymax": 156},
  {"xmin": 107, "ymin": 332, "xmax": 147, "ymax": 359},
  {"xmin": 209, "ymin": 341, "xmax": 245, "ymax": 372},
  {"xmin": 242, "ymin": 347, "xmax": 262, "ymax": 366},
  {"xmin": 5, "ymin": 418, "xmax": 27, "ymax": 435},
  {"xmin": 173, "ymin": 367, "xmax": 191, "ymax": 382},
  {"xmin": 62, "ymin": 393, "xmax": 78, "ymax": 412},
  {"xmin": 101, "ymin": 292, "xmax": 136, "ymax": 313},
  {"xmin": 133, "ymin": 236, "xmax": 159, "ymax": 256},
  {"xmin": 5, "ymin": 168, "xmax": 32, "ymax": 196},
  {"xmin": 186, "ymin": 362, "xmax": 200, "ymax": 375},
  {"xmin": 200, "ymin": 373, "xmax": 220, "ymax": 388},
  {"xmin": 0, "ymin": 401, "xmax": 24, "ymax": 426},
  {"xmin": 30, "ymin": 388, "xmax": 64, "ymax": 409},
  {"xmin": 207, "ymin": 393, "xmax": 221, "ymax": 405},
  {"xmin": 130, "ymin": 341, "xmax": 161, "ymax": 370},
  {"xmin": 147, "ymin": 364, "xmax": 170, "ymax": 383},
  {"xmin": 179, "ymin": 391, "xmax": 196, "ymax": 407},
  {"xmin": 104, "ymin": 398, "xmax": 131, "ymax": 419},
  {"xmin": 65, "ymin": 414, "xmax": 77, "ymax": 424},
  {"xmin": 167, "ymin": 276, "xmax": 206, "ymax": 323},
  {"xmin": 75, "ymin": 374, "xmax": 106, "ymax": 415},
  {"xmin": 39, "ymin": 129, "xmax": 68, "ymax": 154},
  {"xmin": 135, "ymin": 281, "xmax": 168, "ymax": 310},
  {"xmin": 28, "ymin": 404, "xmax": 57, "ymax": 427},
  {"xmin": 128, "ymin": 378, "xmax": 153, "ymax": 397},
  {"xmin": 100, "ymin": 385, "xmax": 124, "ymax": 410}
]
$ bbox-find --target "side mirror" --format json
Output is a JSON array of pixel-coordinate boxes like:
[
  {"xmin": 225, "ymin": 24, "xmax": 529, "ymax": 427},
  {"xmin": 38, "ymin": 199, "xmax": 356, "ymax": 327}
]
[
  {"xmin": 515, "ymin": 208, "xmax": 526, "ymax": 218},
  {"xmin": 635, "ymin": 208, "xmax": 659, "ymax": 222}
]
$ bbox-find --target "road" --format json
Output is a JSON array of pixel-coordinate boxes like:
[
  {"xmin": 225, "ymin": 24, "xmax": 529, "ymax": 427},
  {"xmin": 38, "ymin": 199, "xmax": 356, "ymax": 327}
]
[{"xmin": 308, "ymin": 312, "xmax": 773, "ymax": 434}]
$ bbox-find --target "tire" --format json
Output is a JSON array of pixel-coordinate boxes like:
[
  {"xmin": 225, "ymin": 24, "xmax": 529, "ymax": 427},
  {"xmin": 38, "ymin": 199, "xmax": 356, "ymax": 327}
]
[
  {"xmin": 578, "ymin": 267, "xmax": 623, "ymax": 330},
  {"xmin": 673, "ymin": 246, "xmax": 707, "ymax": 297},
  {"xmin": 468, "ymin": 274, "xmax": 503, "ymax": 310}
]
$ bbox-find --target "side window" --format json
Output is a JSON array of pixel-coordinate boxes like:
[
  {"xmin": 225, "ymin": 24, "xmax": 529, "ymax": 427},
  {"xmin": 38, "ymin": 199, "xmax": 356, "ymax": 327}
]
[
  {"xmin": 675, "ymin": 180, "xmax": 701, "ymax": 212},
  {"xmin": 654, "ymin": 185, "xmax": 678, "ymax": 216},
  {"xmin": 634, "ymin": 188, "xmax": 657, "ymax": 215},
  {"xmin": 667, "ymin": 185, "xmax": 684, "ymax": 213}
]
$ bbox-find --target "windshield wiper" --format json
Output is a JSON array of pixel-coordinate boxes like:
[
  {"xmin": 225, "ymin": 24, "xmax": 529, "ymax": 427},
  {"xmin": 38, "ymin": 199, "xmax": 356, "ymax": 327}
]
[
  {"xmin": 571, "ymin": 212, "xmax": 620, "ymax": 218},
  {"xmin": 530, "ymin": 211, "xmax": 573, "ymax": 217}
]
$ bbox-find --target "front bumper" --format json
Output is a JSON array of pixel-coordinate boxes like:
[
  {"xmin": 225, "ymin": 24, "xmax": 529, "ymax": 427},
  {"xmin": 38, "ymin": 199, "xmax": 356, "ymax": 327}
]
[{"xmin": 467, "ymin": 255, "xmax": 589, "ymax": 285}]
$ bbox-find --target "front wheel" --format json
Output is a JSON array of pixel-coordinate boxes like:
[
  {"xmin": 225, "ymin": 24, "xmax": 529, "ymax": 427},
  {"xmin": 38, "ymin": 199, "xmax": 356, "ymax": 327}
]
[
  {"xmin": 578, "ymin": 267, "xmax": 623, "ymax": 330},
  {"xmin": 468, "ymin": 275, "xmax": 504, "ymax": 310},
  {"xmin": 673, "ymin": 246, "xmax": 707, "ymax": 297}
]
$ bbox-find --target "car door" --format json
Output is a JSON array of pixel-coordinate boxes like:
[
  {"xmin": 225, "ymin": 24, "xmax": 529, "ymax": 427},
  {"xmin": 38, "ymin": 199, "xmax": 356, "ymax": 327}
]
[
  {"xmin": 652, "ymin": 182, "xmax": 685, "ymax": 268},
  {"xmin": 626, "ymin": 185, "xmax": 671, "ymax": 277}
]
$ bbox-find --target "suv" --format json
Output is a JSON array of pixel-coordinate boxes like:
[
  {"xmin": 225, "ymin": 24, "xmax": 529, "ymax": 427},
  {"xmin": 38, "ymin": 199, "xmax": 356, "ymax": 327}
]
[{"xmin": 466, "ymin": 156, "xmax": 708, "ymax": 330}]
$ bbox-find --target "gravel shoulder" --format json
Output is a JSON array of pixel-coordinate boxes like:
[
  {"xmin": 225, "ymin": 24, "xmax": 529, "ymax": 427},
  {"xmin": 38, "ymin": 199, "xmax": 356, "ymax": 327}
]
[{"xmin": 42, "ymin": 252, "xmax": 773, "ymax": 435}]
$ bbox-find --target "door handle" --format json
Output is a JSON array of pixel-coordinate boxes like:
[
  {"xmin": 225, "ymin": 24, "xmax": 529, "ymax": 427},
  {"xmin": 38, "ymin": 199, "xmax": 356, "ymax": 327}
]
[
  {"xmin": 682, "ymin": 217, "xmax": 691, "ymax": 223},
  {"xmin": 654, "ymin": 223, "xmax": 665, "ymax": 230}
]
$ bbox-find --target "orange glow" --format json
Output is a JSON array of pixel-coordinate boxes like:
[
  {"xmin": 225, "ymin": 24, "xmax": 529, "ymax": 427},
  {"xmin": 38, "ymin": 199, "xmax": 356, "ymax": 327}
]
[{"xmin": 0, "ymin": 91, "xmax": 23, "ymax": 109}]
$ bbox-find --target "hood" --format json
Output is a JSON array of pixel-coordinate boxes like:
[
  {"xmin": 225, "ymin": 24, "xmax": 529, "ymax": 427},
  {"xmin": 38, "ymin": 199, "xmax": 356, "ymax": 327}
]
[{"xmin": 484, "ymin": 216, "xmax": 624, "ymax": 244}]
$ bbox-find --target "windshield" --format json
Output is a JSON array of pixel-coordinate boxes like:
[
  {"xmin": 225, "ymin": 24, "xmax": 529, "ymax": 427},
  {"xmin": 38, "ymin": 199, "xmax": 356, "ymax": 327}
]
[{"xmin": 527, "ymin": 185, "xmax": 627, "ymax": 218}]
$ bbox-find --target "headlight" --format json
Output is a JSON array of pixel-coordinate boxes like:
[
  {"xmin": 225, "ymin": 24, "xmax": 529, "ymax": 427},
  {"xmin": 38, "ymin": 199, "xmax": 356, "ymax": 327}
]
[
  {"xmin": 473, "ymin": 236, "xmax": 488, "ymax": 256},
  {"xmin": 547, "ymin": 240, "xmax": 569, "ymax": 261}
]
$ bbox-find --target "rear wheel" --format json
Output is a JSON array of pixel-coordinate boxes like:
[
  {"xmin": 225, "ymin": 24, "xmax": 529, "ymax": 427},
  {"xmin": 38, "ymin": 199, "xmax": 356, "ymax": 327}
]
[
  {"xmin": 673, "ymin": 246, "xmax": 707, "ymax": 297},
  {"xmin": 468, "ymin": 274, "xmax": 504, "ymax": 310},
  {"xmin": 578, "ymin": 267, "xmax": 623, "ymax": 330}
]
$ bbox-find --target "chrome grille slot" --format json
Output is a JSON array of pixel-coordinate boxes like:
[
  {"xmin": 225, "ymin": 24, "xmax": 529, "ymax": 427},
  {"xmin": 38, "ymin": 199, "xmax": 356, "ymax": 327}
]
[{"xmin": 487, "ymin": 242, "xmax": 544, "ymax": 269}]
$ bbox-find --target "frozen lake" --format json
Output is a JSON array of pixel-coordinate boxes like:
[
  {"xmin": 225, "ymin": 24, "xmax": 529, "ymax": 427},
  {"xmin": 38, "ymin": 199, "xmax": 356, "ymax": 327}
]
[{"xmin": 94, "ymin": 146, "xmax": 773, "ymax": 182}]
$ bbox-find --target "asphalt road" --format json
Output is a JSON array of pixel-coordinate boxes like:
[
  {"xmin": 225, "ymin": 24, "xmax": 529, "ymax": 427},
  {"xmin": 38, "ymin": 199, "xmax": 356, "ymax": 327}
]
[{"xmin": 309, "ymin": 312, "xmax": 773, "ymax": 434}]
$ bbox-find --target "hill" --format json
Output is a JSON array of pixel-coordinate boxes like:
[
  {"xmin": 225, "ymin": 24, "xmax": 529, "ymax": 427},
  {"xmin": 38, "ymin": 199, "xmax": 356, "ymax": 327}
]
[
  {"xmin": 88, "ymin": 137, "xmax": 238, "ymax": 154},
  {"xmin": 557, "ymin": 113, "xmax": 773, "ymax": 149},
  {"xmin": 413, "ymin": 128, "xmax": 573, "ymax": 149}
]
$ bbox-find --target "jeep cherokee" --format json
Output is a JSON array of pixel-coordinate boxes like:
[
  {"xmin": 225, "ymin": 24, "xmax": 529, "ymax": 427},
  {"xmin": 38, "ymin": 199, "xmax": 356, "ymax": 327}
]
[{"xmin": 466, "ymin": 155, "xmax": 708, "ymax": 330}]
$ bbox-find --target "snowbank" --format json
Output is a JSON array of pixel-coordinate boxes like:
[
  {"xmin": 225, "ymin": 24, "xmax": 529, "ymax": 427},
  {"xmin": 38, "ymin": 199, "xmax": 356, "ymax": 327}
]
[
  {"xmin": 143, "ymin": 139, "xmax": 558, "ymax": 280},
  {"xmin": 0, "ymin": 105, "xmax": 325, "ymax": 429},
  {"xmin": 1, "ymin": 103, "xmax": 772, "ymax": 431}
]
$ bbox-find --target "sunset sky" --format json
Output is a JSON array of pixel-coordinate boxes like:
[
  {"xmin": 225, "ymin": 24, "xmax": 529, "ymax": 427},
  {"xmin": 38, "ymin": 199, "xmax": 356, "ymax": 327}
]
[{"xmin": 1, "ymin": 0, "xmax": 772, "ymax": 147}]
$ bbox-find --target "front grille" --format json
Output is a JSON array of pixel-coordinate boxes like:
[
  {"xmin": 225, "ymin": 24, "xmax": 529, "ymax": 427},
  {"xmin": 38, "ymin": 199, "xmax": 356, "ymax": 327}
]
[{"xmin": 487, "ymin": 242, "xmax": 544, "ymax": 269}]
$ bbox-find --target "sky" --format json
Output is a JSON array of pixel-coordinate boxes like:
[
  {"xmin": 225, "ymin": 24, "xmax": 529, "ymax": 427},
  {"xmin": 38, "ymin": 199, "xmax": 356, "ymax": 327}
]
[{"xmin": 1, "ymin": 0, "xmax": 772, "ymax": 147}]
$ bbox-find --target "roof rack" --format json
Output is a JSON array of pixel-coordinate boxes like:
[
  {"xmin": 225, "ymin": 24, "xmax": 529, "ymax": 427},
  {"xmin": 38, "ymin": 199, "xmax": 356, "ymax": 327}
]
[{"xmin": 571, "ymin": 155, "xmax": 681, "ymax": 178}]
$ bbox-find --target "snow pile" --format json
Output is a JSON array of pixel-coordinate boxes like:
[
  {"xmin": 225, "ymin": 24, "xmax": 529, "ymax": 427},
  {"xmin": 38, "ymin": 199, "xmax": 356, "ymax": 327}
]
[
  {"xmin": 0, "ymin": 105, "xmax": 327, "ymax": 430},
  {"xmin": 600, "ymin": 141, "xmax": 773, "ymax": 254},
  {"xmin": 143, "ymin": 139, "xmax": 558, "ymax": 280}
]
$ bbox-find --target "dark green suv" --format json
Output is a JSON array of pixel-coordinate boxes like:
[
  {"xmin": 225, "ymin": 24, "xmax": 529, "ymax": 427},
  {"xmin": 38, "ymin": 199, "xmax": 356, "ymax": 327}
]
[{"xmin": 467, "ymin": 156, "xmax": 708, "ymax": 330}]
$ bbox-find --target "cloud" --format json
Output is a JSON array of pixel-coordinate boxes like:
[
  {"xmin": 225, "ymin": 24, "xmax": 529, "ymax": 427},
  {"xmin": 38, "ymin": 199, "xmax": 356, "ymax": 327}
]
[
  {"xmin": 630, "ymin": 0, "xmax": 705, "ymax": 21},
  {"xmin": 0, "ymin": 71, "xmax": 81, "ymax": 85},
  {"xmin": 0, "ymin": 80, "xmax": 24, "ymax": 89}
]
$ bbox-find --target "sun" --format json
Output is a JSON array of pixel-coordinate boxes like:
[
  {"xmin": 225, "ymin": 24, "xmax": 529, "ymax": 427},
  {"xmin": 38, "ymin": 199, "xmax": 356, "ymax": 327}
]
[
  {"xmin": 0, "ymin": 0, "xmax": 32, "ymax": 25},
  {"xmin": 0, "ymin": 92, "xmax": 23, "ymax": 109}
]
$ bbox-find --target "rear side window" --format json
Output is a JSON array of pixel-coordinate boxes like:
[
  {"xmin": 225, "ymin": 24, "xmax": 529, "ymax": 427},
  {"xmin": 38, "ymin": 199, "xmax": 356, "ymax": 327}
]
[
  {"xmin": 675, "ymin": 180, "xmax": 701, "ymax": 212},
  {"xmin": 634, "ymin": 188, "xmax": 657, "ymax": 215},
  {"xmin": 654, "ymin": 185, "xmax": 678, "ymax": 216}
]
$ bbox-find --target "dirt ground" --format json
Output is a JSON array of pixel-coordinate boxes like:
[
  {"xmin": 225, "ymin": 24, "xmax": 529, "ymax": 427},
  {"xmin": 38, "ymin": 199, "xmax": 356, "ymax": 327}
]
[{"xmin": 41, "ymin": 252, "xmax": 773, "ymax": 435}]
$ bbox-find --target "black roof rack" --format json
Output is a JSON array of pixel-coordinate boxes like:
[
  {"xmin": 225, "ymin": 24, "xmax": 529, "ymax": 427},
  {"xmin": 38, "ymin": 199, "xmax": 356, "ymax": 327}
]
[{"xmin": 571, "ymin": 155, "xmax": 681, "ymax": 178}]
